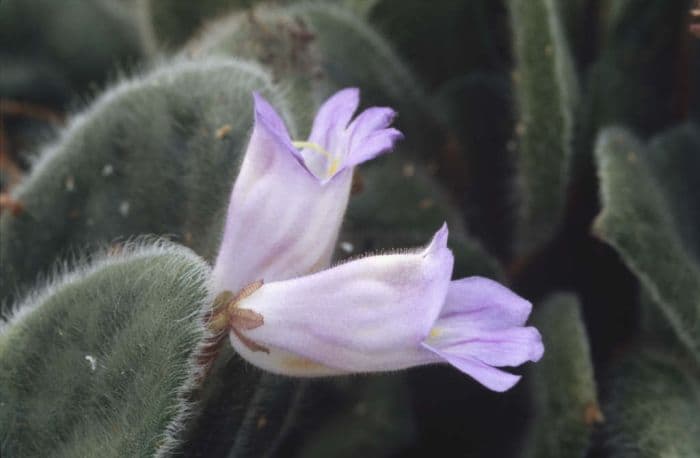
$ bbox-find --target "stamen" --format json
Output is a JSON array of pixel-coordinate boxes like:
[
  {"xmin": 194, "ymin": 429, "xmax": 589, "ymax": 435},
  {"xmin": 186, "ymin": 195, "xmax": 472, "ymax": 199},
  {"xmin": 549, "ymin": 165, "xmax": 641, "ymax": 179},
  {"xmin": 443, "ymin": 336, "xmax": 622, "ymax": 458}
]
[
  {"xmin": 292, "ymin": 140, "xmax": 341, "ymax": 178},
  {"xmin": 327, "ymin": 157, "xmax": 340, "ymax": 176},
  {"xmin": 292, "ymin": 141, "xmax": 333, "ymax": 160}
]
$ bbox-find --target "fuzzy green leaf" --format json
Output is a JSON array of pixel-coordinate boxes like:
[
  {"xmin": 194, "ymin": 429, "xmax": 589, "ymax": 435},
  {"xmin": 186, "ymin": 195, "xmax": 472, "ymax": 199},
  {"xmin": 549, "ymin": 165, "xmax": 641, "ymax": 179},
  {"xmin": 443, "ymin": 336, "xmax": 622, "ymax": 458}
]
[
  {"xmin": 523, "ymin": 293, "xmax": 598, "ymax": 458},
  {"xmin": 509, "ymin": 0, "xmax": 579, "ymax": 255},
  {"xmin": 0, "ymin": 56, "xmax": 306, "ymax": 456},
  {"xmin": 604, "ymin": 351, "xmax": 700, "ymax": 458},
  {"xmin": 594, "ymin": 126, "xmax": 700, "ymax": 362},
  {"xmin": 0, "ymin": 242, "xmax": 211, "ymax": 457},
  {"xmin": 645, "ymin": 124, "xmax": 700, "ymax": 261},
  {"xmin": 0, "ymin": 57, "xmax": 289, "ymax": 312}
]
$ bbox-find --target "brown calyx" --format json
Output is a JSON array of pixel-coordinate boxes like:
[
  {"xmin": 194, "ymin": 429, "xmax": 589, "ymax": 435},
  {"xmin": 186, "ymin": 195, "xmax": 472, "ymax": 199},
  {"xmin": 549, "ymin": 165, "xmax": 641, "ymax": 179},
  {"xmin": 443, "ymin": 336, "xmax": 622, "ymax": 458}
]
[{"xmin": 209, "ymin": 280, "xmax": 269, "ymax": 354}]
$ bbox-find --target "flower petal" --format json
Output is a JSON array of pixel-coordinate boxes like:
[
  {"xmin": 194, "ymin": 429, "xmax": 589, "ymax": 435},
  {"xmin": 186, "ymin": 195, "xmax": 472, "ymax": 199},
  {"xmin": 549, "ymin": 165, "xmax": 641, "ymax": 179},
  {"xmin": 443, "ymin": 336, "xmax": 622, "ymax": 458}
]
[
  {"xmin": 440, "ymin": 277, "xmax": 533, "ymax": 329},
  {"xmin": 299, "ymin": 90, "xmax": 402, "ymax": 180},
  {"xmin": 251, "ymin": 92, "xmax": 301, "ymax": 163},
  {"xmin": 345, "ymin": 127, "xmax": 404, "ymax": 169},
  {"xmin": 307, "ymin": 87, "xmax": 360, "ymax": 153},
  {"xmin": 212, "ymin": 94, "xmax": 353, "ymax": 293},
  {"xmin": 343, "ymin": 106, "xmax": 401, "ymax": 166},
  {"xmin": 421, "ymin": 277, "xmax": 543, "ymax": 391},
  {"xmin": 233, "ymin": 225, "xmax": 454, "ymax": 374},
  {"xmin": 422, "ymin": 343, "xmax": 523, "ymax": 392},
  {"xmin": 433, "ymin": 326, "xmax": 544, "ymax": 367},
  {"xmin": 347, "ymin": 107, "xmax": 397, "ymax": 142}
]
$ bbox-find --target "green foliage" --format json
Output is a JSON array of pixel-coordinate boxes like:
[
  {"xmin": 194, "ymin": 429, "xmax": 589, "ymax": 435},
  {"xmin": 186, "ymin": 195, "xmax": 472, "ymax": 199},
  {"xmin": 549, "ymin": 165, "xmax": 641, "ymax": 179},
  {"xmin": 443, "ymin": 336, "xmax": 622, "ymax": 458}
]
[
  {"xmin": 189, "ymin": 2, "xmax": 434, "ymax": 144},
  {"xmin": 594, "ymin": 127, "xmax": 700, "ymax": 362},
  {"xmin": 288, "ymin": 2, "xmax": 432, "ymax": 130},
  {"xmin": 0, "ymin": 57, "xmax": 307, "ymax": 456},
  {"xmin": 184, "ymin": 4, "xmax": 320, "ymax": 129},
  {"xmin": 145, "ymin": 0, "xmax": 252, "ymax": 49},
  {"xmin": 297, "ymin": 376, "xmax": 414, "ymax": 458},
  {"xmin": 604, "ymin": 351, "xmax": 700, "ymax": 457},
  {"xmin": 0, "ymin": 0, "xmax": 144, "ymax": 104},
  {"xmin": 369, "ymin": 0, "xmax": 508, "ymax": 87},
  {"xmin": 433, "ymin": 73, "xmax": 514, "ymax": 260},
  {"xmin": 558, "ymin": 0, "xmax": 591, "ymax": 54},
  {"xmin": 368, "ymin": 1, "xmax": 514, "ymax": 260},
  {"xmin": 0, "ymin": 242, "xmax": 211, "ymax": 457},
  {"xmin": 524, "ymin": 293, "xmax": 598, "ymax": 458},
  {"xmin": 337, "ymin": 0, "xmax": 380, "ymax": 16},
  {"xmin": 2, "ymin": 0, "xmax": 698, "ymax": 455},
  {"xmin": 225, "ymin": 376, "xmax": 307, "ymax": 458},
  {"xmin": 342, "ymin": 154, "xmax": 502, "ymax": 280},
  {"xmin": 179, "ymin": 365, "xmax": 305, "ymax": 457},
  {"xmin": 0, "ymin": 57, "xmax": 290, "ymax": 312},
  {"xmin": 509, "ymin": 0, "xmax": 579, "ymax": 255},
  {"xmin": 0, "ymin": 56, "xmax": 72, "ymax": 107},
  {"xmin": 645, "ymin": 124, "xmax": 700, "ymax": 261},
  {"xmin": 580, "ymin": 0, "xmax": 689, "ymax": 151}
]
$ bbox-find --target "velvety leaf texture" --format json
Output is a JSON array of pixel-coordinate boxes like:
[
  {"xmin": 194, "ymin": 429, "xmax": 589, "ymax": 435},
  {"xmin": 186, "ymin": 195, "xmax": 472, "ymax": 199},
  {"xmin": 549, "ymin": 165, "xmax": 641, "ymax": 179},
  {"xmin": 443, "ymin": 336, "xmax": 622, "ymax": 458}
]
[
  {"xmin": 523, "ymin": 293, "xmax": 598, "ymax": 458},
  {"xmin": 509, "ymin": 0, "xmax": 579, "ymax": 255},
  {"xmin": 594, "ymin": 127, "xmax": 700, "ymax": 363},
  {"xmin": 0, "ymin": 242, "xmax": 211, "ymax": 457},
  {"xmin": 2, "ymin": 0, "xmax": 698, "ymax": 455},
  {"xmin": 0, "ymin": 57, "xmax": 290, "ymax": 312},
  {"xmin": 604, "ymin": 351, "xmax": 700, "ymax": 458},
  {"xmin": 645, "ymin": 124, "xmax": 700, "ymax": 261}
]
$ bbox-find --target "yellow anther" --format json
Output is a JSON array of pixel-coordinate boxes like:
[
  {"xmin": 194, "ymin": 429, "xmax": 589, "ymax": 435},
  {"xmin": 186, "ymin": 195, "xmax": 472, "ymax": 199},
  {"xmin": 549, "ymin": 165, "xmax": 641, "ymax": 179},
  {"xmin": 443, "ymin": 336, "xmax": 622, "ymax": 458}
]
[
  {"xmin": 292, "ymin": 141, "xmax": 342, "ymax": 177},
  {"xmin": 429, "ymin": 328, "xmax": 442, "ymax": 339},
  {"xmin": 327, "ymin": 157, "xmax": 341, "ymax": 176},
  {"xmin": 292, "ymin": 141, "xmax": 333, "ymax": 159}
]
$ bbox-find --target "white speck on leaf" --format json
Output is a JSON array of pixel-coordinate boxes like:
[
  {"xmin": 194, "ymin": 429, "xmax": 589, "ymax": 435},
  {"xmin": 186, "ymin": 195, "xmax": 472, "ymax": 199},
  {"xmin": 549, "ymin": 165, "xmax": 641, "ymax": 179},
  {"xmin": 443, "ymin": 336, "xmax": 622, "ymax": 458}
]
[
  {"xmin": 65, "ymin": 176, "xmax": 75, "ymax": 191},
  {"xmin": 85, "ymin": 355, "xmax": 97, "ymax": 371},
  {"xmin": 119, "ymin": 201, "xmax": 130, "ymax": 217},
  {"xmin": 340, "ymin": 241, "xmax": 354, "ymax": 253},
  {"xmin": 102, "ymin": 164, "xmax": 114, "ymax": 176}
]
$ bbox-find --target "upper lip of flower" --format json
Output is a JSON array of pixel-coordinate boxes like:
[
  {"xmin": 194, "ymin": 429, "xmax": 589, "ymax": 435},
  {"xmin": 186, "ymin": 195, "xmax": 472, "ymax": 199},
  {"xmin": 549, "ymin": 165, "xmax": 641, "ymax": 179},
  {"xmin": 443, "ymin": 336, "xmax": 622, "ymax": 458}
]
[{"xmin": 252, "ymin": 88, "xmax": 403, "ymax": 184}]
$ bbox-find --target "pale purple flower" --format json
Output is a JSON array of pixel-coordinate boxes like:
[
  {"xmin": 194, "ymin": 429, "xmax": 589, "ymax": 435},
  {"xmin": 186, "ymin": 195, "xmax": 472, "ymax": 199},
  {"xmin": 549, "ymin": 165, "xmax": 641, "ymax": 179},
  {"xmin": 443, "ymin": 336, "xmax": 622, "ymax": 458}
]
[
  {"xmin": 211, "ymin": 88, "xmax": 403, "ymax": 293},
  {"xmin": 210, "ymin": 91, "xmax": 541, "ymax": 392},
  {"xmin": 222, "ymin": 225, "xmax": 544, "ymax": 392}
]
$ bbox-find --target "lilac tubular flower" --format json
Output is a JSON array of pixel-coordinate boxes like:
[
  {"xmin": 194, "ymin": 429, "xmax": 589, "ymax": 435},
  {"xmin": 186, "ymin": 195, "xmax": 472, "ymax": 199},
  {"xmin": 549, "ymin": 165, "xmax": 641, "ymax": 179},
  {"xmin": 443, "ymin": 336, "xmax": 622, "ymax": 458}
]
[
  {"xmin": 212, "ymin": 88, "xmax": 403, "ymax": 293},
  {"xmin": 223, "ymin": 225, "xmax": 544, "ymax": 392}
]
